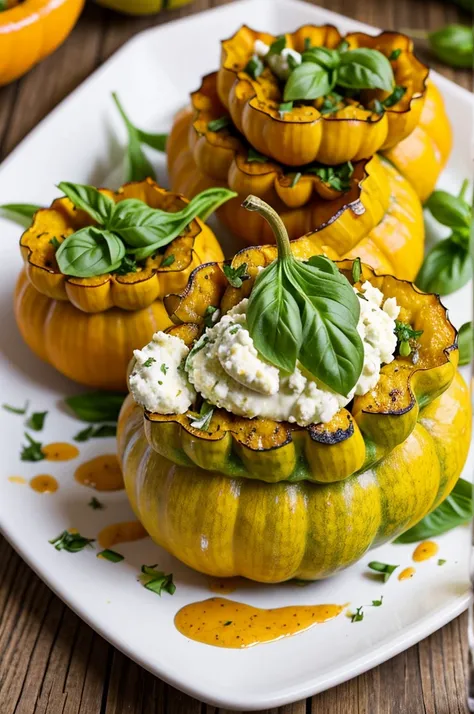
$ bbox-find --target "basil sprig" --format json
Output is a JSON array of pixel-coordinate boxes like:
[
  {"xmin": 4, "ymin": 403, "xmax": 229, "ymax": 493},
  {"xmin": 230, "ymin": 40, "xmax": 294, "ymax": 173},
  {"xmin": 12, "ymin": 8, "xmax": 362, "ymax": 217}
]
[
  {"xmin": 458, "ymin": 322, "xmax": 472, "ymax": 365},
  {"xmin": 395, "ymin": 477, "xmax": 471, "ymax": 543},
  {"xmin": 112, "ymin": 93, "xmax": 168, "ymax": 182},
  {"xmin": 0, "ymin": 203, "xmax": 42, "ymax": 225},
  {"xmin": 416, "ymin": 180, "xmax": 472, "ymax": 295},
  {"xmin": 55, "ymin": 182, "xmax": 236, "ymax": 277},
  {"xmin": 244, "ymin": 196, "xmax": 363, "ymax": 396},
  {"xmin": 284, "ymin": 44, "xmax": 394, "ymax": 102}
]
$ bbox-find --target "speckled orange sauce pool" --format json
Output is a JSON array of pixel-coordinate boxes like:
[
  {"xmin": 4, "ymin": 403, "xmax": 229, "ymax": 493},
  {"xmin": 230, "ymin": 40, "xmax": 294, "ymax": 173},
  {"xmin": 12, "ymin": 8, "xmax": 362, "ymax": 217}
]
[
  {"xmin": 412, "ymin": 541, "xmax": 439, "ymax": 562},
  {"xmin": 398, "ymin": 567, "xmax": 416, "ymax": 581},
  {"xmin": 208, "ymin": 578, "xmax": 241, "ymax": 594},
  {"xmin": 98, "ymin": 521, "xmax": 148, "ymax": 549},
  {"xmin": 43, "ymin": 443, "xmax": 79, "ymax": 461},
  {"xmin": 74, "ymin": 455, "xmax": 123, "ymax": 491},
  {"xmin": 30, "ymin": 475, "xmax": 58, "ymax": 493},
  {"xmin": 174, "ymin": 597, "xmax": 345, "ymax": 648}
]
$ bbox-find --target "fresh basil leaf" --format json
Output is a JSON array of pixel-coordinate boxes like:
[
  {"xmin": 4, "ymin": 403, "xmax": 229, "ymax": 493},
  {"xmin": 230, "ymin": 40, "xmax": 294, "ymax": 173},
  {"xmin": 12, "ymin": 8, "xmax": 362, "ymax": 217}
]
[
  {"xmin": 65, "ymin": 392, "xmax": 126, "ymax": 422},
  {"xmin": 426, "ymin": 189, "xmax": 471, "ymax": 229},
  {"xmin": 26, "ymin": 411, "xmax": 48, "ymax": 431},
  {"xmin": 368, "ymin": 561, "xmax": 399, "ymax": 582},
  {"xmin": 57, "ymin": 182, "xmax": 115, "ymax": 225},
  {"xmin": 247, "ymin": 260, "xmax": 302, "ymax": 374},
  {"xmin": 302, "ymin": 46, "xmax": 340, "ymax": 70},
  {"xmin": 351, "ymin": 606, "xmax": 364, "ymax": 623},
  {"xmin": 0, "ymin": 203, "xmax": 42, "ymax": 224},
  {"xmin": 112, "ymin": 92, "xmax": 157, "ymax": 182},
  {"xmin": 415, "ymin": 237, "xmax": 471, "ymax": 295},
  {"xmin": 207, "ymin": 116, "xmax": 231, "ymax": 132},
  {"xmin": 428, "ymin": 24, "xmax": 473, "ymax": 69},
  {"xmin": 20, "ymin": 433, "xmax": 45, "ymax": 462},
  {"xmin": 139, "ymin": 564, "xmax": 176, "ymax": 595},
  {"xmin": 338, "ymin": 48, "xmax": 394, "ymax": 91},
  {"xmin": 98, "ymin": 549, "xmax": 124, "ymax": 563},
  {"xmin": 244, "ymin": 55, "xmax": 264, "ymax": 80},
  {"xmin": 395, "ymin": 478, "xmax": 472, "ymax": 543},
  {"xmin": 113, "ymin": 256, "xmax": 137, "ymax": 275},
  {"xmin": 458, "ymin": 322, "xmax": 472, "ymax": 365},
  {"xmin": 88, "ymin": 497, "xmax": 104, "ymax": 510},
  {"xmin": 286, "ymin": 256, "xmax": 363, "ymax": 396},
  {"xmin": 268, "ymin": 35, "xmax": 286, "ymax": 56},
  {"xmin": 56, "ymin": 226, "xmax": 125, "ymax": 278},
  {"xmin": 382, "ymin": 85, "xmax": 406, "ymax": 107},
  {"xmin": 3, "ymin": 401, "xmax": 29, "ymax": 415},
  {"xmin": 222, "ymin": 262, "xmax": 249, "ymax": 288},
  {"xmin": 74, "ymin": 424, "xmax": 116, "ymax": 442},
  {"xmin": 283, "ymin": 62, "xmax": 334, "ymax": 101},
  {"xmin": 136, "ymin": 129, "xmax": 167, "ymax": 152},
  {"xmin": 50, "ymin": 530, "xmax": 95, "ymax": 553}
]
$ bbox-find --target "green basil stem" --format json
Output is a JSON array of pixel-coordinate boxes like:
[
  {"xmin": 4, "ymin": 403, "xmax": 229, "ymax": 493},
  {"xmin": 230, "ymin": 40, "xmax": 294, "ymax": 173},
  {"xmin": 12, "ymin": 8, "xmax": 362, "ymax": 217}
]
[
  {"xmin": 242, "ymin": 195, "xmax": 292, "ymax": 259},
  {"xmin": 459, "ymin": 178, "xmax": 470, "ymax": 202}
]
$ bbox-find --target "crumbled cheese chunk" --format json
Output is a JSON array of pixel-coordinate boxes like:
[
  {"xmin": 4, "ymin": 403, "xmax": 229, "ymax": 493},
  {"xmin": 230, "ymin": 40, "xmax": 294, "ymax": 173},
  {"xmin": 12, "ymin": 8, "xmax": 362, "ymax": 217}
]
[
  {"xmin": 253, "ymin": 39, "xmax": 302, "ymax": 80},
  {"xmin": 129, "ymin": 332, "xmax": 196, "ymax": 414}
]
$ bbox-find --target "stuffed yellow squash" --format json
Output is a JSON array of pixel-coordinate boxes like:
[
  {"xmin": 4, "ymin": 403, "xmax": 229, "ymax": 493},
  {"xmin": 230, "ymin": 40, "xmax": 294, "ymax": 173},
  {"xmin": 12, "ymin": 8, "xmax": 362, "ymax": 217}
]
[
  {"xmin": 117, "ymin": 196, "xmax": 470, "ymax": 583},
  {"xmin": 14, "ymin": 179, "xmax": 233, "ymax": 390}
]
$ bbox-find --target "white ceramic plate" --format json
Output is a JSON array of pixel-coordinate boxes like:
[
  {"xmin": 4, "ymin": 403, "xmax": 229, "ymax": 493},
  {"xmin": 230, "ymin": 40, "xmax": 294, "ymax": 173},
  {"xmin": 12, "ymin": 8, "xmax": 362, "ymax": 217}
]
[{"xmin": 0, "ymin": 0, "xmax": 472, "ymax": 709}]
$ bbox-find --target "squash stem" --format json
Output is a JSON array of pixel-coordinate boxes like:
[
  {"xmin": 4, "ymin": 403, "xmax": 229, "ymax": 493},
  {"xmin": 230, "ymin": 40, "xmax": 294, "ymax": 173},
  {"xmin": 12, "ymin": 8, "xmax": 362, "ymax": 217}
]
[{"xmin": 242, "ymin": 195, "xmax": 292, "ymax": 260}]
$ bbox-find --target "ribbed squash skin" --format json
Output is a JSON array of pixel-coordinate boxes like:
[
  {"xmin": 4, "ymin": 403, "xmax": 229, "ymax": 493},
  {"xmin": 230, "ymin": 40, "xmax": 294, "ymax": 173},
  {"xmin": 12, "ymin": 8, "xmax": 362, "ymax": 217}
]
[
  {"xmin": 0, "ymin": 0, "xmax": 85, "ymax": 86},
  {"xmin": 118, "ymin": 372, "xmax": 470, "ymax": 582}
]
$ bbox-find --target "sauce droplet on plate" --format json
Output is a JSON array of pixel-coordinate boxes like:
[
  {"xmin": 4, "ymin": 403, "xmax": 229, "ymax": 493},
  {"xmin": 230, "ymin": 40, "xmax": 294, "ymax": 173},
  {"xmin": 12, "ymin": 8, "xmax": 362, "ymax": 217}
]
[
  {"xmin": 398, "ymin": 567, "xmax": 416, "ymax": 581},
  {"xmin": 30, "ymin": 474, "xmax": 58, "ymax": 493},
  {"xmin": 412, "ymin": 541, "xmax": 439, "ymax": 562},
  {"xmin": 174, "ymin": 597, "xmax": 345, "ymax": 648},
  {"xmin": 208, "ymin": 578, "xmax": 241, "ymax": 594},
  {"xmin": 8, "ymin": 476, "xmax": 26, "ymax": 484},
  {"xmin": 43, "ymin": 443, "xmax": 79, "ymax": 461},
  {"xmin": 98, "ymin": 521, "xmax": 147, "ymax": 549},
  {"xmin": 74, "ymin": 454, "xmax": 123, "ymax": 491}
]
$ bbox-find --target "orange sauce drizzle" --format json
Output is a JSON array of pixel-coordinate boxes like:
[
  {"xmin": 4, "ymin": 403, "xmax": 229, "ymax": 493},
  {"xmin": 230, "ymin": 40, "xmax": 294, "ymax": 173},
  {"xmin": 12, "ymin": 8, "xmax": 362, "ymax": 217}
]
[
  {"xmin": 208, "ymin": 578, "xmax": 242, "ymax": 594},
  {"xmin": 174, "ymin": 597, "xmax": 345, "ymax": 648},
  {"xmin": 74, "ymin": 454, "xmax": 123, "ymax": 491},
  {"xmin": 43, "ymin": 443, "xmax": 79, "ymax": 461},
  {"xmin": 98, "ymin": 521, "xmax": 148, "ymax": 549},
  {"xmin": 8, "ymin": 476, "xmax": 26, "ymax": 484},
  {"xmin": 412, "ymin": 541, "xmax": 439, "ymax": 562},
  {"xmin": 30, "ymin": 475, "xmax": 58, "ymax": 493},
  {"xmin": 398, "ymin": 567, "xmax": 416, "ymax": 581}
]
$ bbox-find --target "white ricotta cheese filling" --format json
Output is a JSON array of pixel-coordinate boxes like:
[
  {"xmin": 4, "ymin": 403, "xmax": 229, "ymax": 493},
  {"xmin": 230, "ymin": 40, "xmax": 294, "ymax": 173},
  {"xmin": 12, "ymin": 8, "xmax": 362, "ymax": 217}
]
[
  {"xmin": 185, "ymin": 281, "xmax": 400, "ymax": 426},
  {"xmin": 129, "ymin": 332, "xmax": 196, "ymax": 414},
  {"xmin": 130, "ymin": 280, "xmax": 400, "ymax": 427},
  {"xmin": 253, "ymin": 39, "xmax": 302, "ymax": 80}
]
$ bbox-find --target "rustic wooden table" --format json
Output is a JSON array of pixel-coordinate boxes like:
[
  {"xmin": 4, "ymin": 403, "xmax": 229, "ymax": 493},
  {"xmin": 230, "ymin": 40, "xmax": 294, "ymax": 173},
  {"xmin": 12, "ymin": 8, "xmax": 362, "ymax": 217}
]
[{"xmin": 0, "ymin": 1, "xmax": 471, "ymax": 712}]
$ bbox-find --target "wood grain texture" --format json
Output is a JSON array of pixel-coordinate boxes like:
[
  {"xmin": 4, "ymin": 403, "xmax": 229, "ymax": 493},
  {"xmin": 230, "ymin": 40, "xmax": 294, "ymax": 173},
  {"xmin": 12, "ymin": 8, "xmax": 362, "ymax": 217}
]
[{"xmin": 0, "ymin": 0, "xmax": 471, "ymax": 712}]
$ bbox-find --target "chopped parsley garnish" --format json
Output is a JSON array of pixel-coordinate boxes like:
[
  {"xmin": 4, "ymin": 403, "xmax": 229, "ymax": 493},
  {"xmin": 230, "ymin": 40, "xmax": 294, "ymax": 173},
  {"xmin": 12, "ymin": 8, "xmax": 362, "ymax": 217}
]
[
  {"xmin": 114, "ymin": 256, "xmax": 137, "ymax": 275},
  {"xmin": 188, "ymin": 401, "xmax": 214, "ymax": 432},
  {"xmin": 223, "ymin": 262, "xmax": 250, "ymax": 288},
  {"xmin": 88, "ymin": 497, "xmax": 104, "ymax": 510},
  {"xmin": 49, "ymin": 530, "xmax": 95, "ymax": 553},
  {"xmin": 244, "ymin": 55, "xmax": 264, "ymax": 80},
  {"xmin": 50, "ymin": 237, "xmax": 61, "ymax": 250},
  {"xmin": 368, "ymin": 561, "xmax": 399, "ymax": 582},
  {"xmin": 351, "ymin": 606, "xmax": 364, "ymax": 623},
  {"xmin": 204, "ymin": 305, "xmax": 219, "ymax": 327},
  {"xmin": 74, "ymin": 424, "xmax": 117, "ymax": 442},
  {"xmin": 372, "ymin": 596, "xmax": 383, "ymax": 607},
  {"xmin": 229, "ymin": 326, "xmax": 240, "ymax": 335},
  {"xmin": 351, "ymin": 257, "xmax": 362, "ymax": 284},
  {"xmin": 160, "ymin": 363, "xmax": 168, "ymax": 376},
  {"xmin": 143, "ymin": 357, "xmax": 156, "ymax": 368},
  {"xmin": 268, "ymin": 35, "xmax": 286, "ymax": 56},
  {"xmin": 98, "ymin": 549, "xmax": 124, "ymax": 563},
  {"xmin": 3, "ymin": 401, "xmax": 29, "ymax": 415},
  {"xmin": 161, "ymin": 254, "xmax": 175, "ymax": 268},
  {"xmin": 290, "ymin": 172, "xmax": 302, "ymax": 188},
  {"xmin": 26, "ymin": 411, "xmax": 48, "ymax": 431},
  {"xmin": 247, "ymin": 147, "xmax": 268, "ymax": 163},
  {"xmin": 394, "ymin": 320, "xmax": 423, "ymax": 359},
  {"xmin": 438, "ymin": 559, "xmax": 447, "ymax": 566},
  {"xmin": 383, "ymin": 85, "xmax": 406, "ymax": 108},
  {"xmin": 207, "ymin": 116, "xmax": 231, "ymax": 132},
  {"xmin": 223, "ymin": 620, "xmax": 233, "ymax": 626},
  {"xmin": 20, "ymin": 433, "xmax": 45, "ymax": 462},
  {"xmin": 306, "ymin": 161, "xmax": 354, "ymax": 192},
  {"xmin": 139, "ymin": 564, "xmax": 176, "ymax": 596},
  {"xmin": 304, "ymin": 37, "xmax": 312, "ymax": 51},
  {"xmin": 389, "ymin": 48, "xmax": 401, "ymax": 61}
]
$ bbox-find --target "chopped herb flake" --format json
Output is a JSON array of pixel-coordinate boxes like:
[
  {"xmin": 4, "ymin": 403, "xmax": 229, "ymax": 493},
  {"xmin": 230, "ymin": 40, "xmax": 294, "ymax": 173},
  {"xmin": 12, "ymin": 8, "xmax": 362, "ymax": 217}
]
[
  {"xmin": 161, "ymin": 254, "xmax": 175, "ymax": 268},
  {"xmin": 368, "ymin": 561, "xmax": 399, "ymax": 582},
  {"xmin": 438, "ymin": 559, "xmax": 447, "ymax": 566},
  {"xmin": 98, "ymin": 549, "xmax": 124, "ymax": 563},
  {"xmin": 74, "ymin": 424, "xmax": 116, "ymax": 442},
  {"xmin": 139, "ymin": 564, "xmax": 176, "ymax": 596},
  {"xmin": 143, "ymin": 357, "xmax": 156, "ymax": 368},
  {"xmin": 223, "ymin": 620, "xmax": 233, "ymax": 626},
  {"xmin": 114, "ymin": 256, "xmax": 137, "ymax": 275},
  {"xmin": 244, "ymin": 55, "xmax": 264, "ymax": 80},
  {"xmin": 88, "ymin": 497, "xmax": 104, "ymax": 510},
  {"xmin": 20, "ymin": 433, "xmax": 45, "ymax": 462},
  {"xmin": 189, "ymin": 401, "xmax": 214, "ymax": 432},
  {"xmin": 351, "ymin": 606, "xmax": 364, "ymax": 623},
  {"xmin": 204, "ymin": 305, "xmax": 219, "ymax": 327},
  {"xmin": 351, "ymin": 257, "xmax": 362, "ymax": 284},
  {"xmin": 50, "ymin": 237, "xmax": 61, "ymax": 250},
  {"xmin": 26, "ymin": 411, "xmax": 48, "ymax": 431},
  {"xmin": 3, "ymin": 401, "xmax": 29, "ymax": 415},
  {"xmin": 389, "ymin": 49, "xmax": 402, "ymax": 61},
  {"xmin": 291, "ymin": 172, "xmax": 302, "ymax": 188},
  {"xmin": 279, "ymin": 101, "xmax": 293, "ymax": 117},
  {"xmin": 223, "ymin": 262, "xmax": 249, "ymax": 288},
  {"xmin": 207, "ymin": 116, "xmax": 231, "ymax": 132},
  {"xmin": 160, "ymin": 363, "xmax": 168, "ymax": 376},
  {"xmin": 247, "ymin": 147, "xmax": 269, "ymax": 163},
  {"xmin": 49, "ymin": 530, "xmax": 95, "ymax": 553},
  {"xmin": 372, "ymin": 596, "xmax": 383, "ymax": 607}
]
